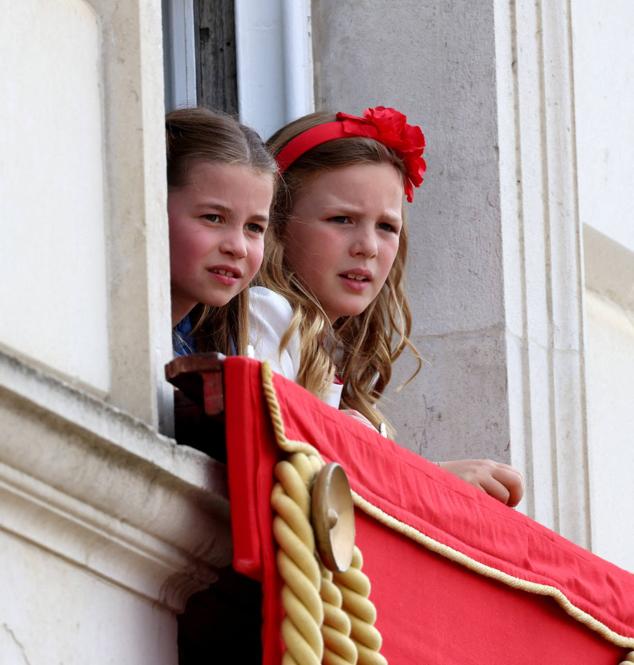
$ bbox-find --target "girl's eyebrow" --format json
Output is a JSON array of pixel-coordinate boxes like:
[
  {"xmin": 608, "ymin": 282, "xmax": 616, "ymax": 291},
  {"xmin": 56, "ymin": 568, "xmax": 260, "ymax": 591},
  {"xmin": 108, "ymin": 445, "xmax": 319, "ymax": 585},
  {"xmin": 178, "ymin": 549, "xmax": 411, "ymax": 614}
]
[
  {"xmin": 321, "ymin": 204, "xmax": 402, "ymax": 224},
  {"xmin": 196, "ymin": 201, "xmax": 270, "ymax": 223},
  {"xmin": 195, "ymin": 201, "xmax": 230, "ymax": 212},
  {"xmin": 249, "ymin": 213, "xmax": 271, "ymax": 223}
]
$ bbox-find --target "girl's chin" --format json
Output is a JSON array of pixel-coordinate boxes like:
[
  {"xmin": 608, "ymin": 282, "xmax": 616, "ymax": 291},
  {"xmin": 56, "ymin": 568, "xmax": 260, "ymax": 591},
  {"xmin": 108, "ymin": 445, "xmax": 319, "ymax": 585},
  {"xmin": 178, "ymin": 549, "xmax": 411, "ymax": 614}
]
[
  {"xmin": 204, "ymin": 297, "xmax": 238, "ymax": 308},
  {"xmin": 326, "ymin": 303, "xmax": 371, "ymax": 322},
  {"xmin": 200, "ymin": 286, "xmax": 244, "ymax": 308}
]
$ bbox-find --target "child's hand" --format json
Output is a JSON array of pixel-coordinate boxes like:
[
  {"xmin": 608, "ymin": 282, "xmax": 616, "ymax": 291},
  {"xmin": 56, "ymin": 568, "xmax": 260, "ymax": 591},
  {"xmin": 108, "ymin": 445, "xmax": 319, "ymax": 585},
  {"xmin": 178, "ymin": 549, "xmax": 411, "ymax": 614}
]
[{"xmin": 438, "ymin": 459, "xmax": 524, "ymax": 507}]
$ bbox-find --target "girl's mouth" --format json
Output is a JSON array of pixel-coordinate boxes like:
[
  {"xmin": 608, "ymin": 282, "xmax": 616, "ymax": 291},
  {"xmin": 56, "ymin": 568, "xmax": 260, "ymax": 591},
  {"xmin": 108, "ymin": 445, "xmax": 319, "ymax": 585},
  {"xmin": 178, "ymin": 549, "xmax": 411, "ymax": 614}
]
[
  {"xmin": 208, "ymin": 266, "xmax": 242, "ymax": 285},
  {"xmin": 341, "ymin": 272, "xmax": 369, "ymax": 281},
  {"xmin": 339, "ymin": 271, "xmax": 372, "ymax": 291}
]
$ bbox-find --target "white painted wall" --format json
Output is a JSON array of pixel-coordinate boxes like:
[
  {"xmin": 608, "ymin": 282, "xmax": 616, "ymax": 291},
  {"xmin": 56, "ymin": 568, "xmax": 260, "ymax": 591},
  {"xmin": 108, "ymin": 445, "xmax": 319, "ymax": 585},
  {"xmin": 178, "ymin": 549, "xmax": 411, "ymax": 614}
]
[
  {"xmin": 572, "ymin": 0, "xmax": 634, "ymax": 252},
  {"xmin": 0, "ymin": 0, "xmax": 174, "ymax": 429},
  {"xmin": 0, "ymin": 531, "xmax": 176, "ymax": 665},
  {"xmin": 571, "ymin": 2, "xmax": 634, "ymax": 570},
  {"xmin": 585, "ymin": 292, "xmax": 634, "ymax": 571},
  {"xmin": 0, "ymin": 0, "xmax": 110, "ymax": 392}
]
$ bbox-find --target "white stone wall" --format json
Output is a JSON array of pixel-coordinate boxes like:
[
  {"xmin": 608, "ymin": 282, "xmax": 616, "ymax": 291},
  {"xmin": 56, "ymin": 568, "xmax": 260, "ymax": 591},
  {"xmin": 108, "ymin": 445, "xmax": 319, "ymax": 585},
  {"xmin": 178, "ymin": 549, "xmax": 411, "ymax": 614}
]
[
  {"xmin": 311, "ymin": 0, "xmax": 587, "ymax": 539},
  {"xmin": 494, "ymin": 0, "xmax": 590, "ymax": 545},
  {"xmin": 1, "ymin": 537, "xmax": 176, "ymax": 664},
  {"xmin": 0, "ymin": 0, "xmax": 174, "ymax": 430},
  {"xmin": 572, "ymin": 0, "xmax": 634, "ymax": 255},
  {"xmin": 571, "ymin": 1, "xmax": 634, "ymax": 571},
  {"xmin": 0, "ymin": 352, "xmax": 231, "ymax": 665},
  {"xmin": 0, "ymin": 1, "xmax": 109, "ymax": 392},
  {"xmin": 585, "ymin": 289, "xmax": 634, "ymax": 571}
]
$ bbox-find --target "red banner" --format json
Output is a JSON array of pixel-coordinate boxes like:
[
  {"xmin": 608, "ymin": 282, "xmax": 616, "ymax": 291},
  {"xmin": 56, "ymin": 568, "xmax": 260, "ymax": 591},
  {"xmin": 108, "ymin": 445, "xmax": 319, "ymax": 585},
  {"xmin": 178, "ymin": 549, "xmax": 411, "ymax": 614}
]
[{"xmin": 224, "ymin": 357, "xmax": 634, "ymax": 664}]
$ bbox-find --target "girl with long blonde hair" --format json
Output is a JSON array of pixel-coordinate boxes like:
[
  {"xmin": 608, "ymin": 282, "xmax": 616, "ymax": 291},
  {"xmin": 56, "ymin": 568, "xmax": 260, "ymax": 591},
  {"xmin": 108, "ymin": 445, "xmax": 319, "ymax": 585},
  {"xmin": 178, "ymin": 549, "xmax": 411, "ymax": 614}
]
[{"xmin": 249, "ymin": 106, "xmax": 524, "ymax": 506}]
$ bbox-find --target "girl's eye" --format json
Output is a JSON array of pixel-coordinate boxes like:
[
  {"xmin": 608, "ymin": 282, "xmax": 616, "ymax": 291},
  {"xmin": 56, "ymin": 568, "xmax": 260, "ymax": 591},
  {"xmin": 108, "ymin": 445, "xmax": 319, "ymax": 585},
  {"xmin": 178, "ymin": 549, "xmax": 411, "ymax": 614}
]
[
  {"xmin": 203, "ymin": 213, "xmax": 222, "ymax": 224},
  {"xmin": 246, "ymin": 222, "xmax": 267, "ymax": 235},
  {"xmin": 328, "ymin": 215, "xmax": 351, "ymax": 224},
  {"xmin": 378, "ymin": 221, "xmax": 400, "ymax": 234}
]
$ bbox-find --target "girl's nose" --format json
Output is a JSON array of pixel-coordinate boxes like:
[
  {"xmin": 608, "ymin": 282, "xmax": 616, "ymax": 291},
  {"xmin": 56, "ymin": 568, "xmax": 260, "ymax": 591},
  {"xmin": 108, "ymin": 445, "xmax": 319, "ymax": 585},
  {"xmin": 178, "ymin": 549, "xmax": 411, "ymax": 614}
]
[
  {"xmin": 350, "ymin": 228, "xmax": 378, "ymax": 257},
  {"xmin": 219, "ymin": 228, "xmax": 248, "ymax": 258}
]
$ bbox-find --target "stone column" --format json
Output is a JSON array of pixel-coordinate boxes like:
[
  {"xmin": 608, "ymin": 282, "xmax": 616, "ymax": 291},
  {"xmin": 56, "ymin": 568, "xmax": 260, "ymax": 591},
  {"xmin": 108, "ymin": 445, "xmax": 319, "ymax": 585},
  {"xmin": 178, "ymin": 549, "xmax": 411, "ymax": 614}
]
[{"xmin": 494, "ymin": 0, "xmax": 589, "ymax": 545}]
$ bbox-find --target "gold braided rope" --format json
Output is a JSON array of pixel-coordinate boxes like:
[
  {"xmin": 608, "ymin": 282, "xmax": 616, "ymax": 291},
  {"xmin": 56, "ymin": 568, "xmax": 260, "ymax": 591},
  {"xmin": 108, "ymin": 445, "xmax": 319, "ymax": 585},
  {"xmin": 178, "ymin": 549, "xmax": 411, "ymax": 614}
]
[
  {"xmin": 261, "ymin": 362, "xmax": 385, "ymax": 664},
  {"xmin": 320, "ymin": 567, "xmax": 357, "ymax": 665},
  {"xmin": 272, "ymin": 454, "xmax": 324, "ymax": 664},
  {"xmin": 334, "ymin": 547, "xmax": 387, "ymax": 665}
]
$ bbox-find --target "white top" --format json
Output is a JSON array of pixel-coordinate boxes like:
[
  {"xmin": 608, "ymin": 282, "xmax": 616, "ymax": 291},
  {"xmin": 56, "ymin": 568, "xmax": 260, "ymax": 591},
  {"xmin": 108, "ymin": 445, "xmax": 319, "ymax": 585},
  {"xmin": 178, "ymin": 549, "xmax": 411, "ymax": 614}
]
[{"xmin": 248, "ymin": 286, "xmax": 344, "ymax": 408}]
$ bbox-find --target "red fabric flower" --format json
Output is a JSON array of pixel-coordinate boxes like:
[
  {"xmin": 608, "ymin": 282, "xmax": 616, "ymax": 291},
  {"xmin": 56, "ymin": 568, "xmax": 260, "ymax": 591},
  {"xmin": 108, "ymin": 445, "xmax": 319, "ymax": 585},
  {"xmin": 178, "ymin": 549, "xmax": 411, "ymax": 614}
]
[{"xmin": 337, "ymin": 106, "xmax": 426, "ymax": 202}]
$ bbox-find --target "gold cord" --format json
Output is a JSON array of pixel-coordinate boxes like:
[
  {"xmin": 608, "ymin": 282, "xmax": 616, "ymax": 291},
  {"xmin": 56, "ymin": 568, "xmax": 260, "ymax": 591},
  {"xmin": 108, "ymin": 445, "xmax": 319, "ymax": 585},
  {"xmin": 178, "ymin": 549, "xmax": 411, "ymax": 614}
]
[{"xmin": 262, "ymin": 362, "xmax": 386, "ymax": 664}]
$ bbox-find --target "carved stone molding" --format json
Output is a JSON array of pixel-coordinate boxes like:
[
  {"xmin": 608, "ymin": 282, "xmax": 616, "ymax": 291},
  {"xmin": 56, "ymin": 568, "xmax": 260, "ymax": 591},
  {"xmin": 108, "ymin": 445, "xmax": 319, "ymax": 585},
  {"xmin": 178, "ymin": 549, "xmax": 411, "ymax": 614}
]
[
  {"xmin": 495, "ymin": 0, "xmax": 590, "ymax": 546},
  {"xmin": 0, "ymin": 351, "xmax": 231, "ymax": 612}
]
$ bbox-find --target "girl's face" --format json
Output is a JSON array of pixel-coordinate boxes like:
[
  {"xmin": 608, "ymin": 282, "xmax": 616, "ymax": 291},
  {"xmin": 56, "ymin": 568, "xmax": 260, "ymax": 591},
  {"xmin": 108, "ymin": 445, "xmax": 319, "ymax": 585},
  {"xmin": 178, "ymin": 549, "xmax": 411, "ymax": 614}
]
[
  {"xmin": 168, "ymin": 160, "xmax": 273, "ymax": 325},
  {"xmin": 284, "ymin": 163, "xmax": 403, "ymax": 322}
]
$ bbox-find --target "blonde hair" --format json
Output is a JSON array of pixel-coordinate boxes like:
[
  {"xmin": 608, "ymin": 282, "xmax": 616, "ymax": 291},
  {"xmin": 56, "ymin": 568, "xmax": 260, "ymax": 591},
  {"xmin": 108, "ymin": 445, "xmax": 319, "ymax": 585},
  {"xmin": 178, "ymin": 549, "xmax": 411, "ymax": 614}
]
[
  {"xmin": 166, "ymin": 107, "xmax": 277, "ymax": 355},
  {"xmin": 261, "ymin": 112, "xmax": 421, "ymax": 434}
]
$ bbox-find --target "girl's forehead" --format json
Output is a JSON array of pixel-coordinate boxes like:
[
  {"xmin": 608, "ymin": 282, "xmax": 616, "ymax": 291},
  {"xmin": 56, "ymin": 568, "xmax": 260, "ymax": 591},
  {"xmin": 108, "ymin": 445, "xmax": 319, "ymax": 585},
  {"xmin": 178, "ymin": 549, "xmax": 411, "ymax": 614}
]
[
  {"xmin": 172, "ymin": 161, "xmax": 274, "ymax": 213},
  {"xmin": 186, "ymin": 159, "xmax": 272, "ymax": 183},
  {"xmin": 309, "ymin": 161, "xmax": 399, "ymax": 179},
  {"xmin": 293, "ymin": 162, "xmax": 404, "ymax": 207},
  {"xmin": 173, "ymin": 161, "xmax": 274, "ymax": 202}
]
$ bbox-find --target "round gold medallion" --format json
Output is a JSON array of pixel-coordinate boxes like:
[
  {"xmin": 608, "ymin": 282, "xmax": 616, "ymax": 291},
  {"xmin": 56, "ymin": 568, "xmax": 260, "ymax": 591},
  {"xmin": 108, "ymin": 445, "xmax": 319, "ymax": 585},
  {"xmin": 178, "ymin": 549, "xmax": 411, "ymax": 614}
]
[{"xmin": 311, "ymin": 463, "xmax": 355, "ymax": 572}]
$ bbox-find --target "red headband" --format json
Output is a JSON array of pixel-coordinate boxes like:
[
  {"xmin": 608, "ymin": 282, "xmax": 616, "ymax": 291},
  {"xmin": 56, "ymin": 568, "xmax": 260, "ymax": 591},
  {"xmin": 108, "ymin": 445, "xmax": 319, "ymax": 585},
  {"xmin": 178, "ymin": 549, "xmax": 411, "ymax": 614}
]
[{"xmin": 275, "ymin": 106, "xmax": 426, "ymax": 202}]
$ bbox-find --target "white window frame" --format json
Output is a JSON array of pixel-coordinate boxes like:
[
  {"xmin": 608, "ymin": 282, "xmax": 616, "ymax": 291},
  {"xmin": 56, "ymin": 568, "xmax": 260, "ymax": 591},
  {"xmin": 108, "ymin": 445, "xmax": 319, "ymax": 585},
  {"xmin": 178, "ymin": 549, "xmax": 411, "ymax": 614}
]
[
  {"xmin": 162, "ymin": 0, "xmax": 198, "ymax": 110},
  {"xmin": 235, "ymin": 0, "xmax": 314, "ymax": 139}
]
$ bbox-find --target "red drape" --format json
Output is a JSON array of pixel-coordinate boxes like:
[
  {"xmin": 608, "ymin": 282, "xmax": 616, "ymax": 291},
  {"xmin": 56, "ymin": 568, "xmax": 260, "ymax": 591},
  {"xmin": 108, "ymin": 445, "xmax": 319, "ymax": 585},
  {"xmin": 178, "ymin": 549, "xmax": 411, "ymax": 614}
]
[{"xmin": 224, "ymin": 357, "xmax": 634, "ymax": 664}]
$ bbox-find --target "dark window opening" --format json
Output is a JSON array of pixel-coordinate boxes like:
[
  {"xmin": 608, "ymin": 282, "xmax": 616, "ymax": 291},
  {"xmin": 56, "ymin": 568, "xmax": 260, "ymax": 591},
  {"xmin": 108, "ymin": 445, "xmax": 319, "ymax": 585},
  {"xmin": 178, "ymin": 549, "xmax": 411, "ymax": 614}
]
[{"xmin": 194, "ymin": 0, "xmax": 238, "ymax": 115}]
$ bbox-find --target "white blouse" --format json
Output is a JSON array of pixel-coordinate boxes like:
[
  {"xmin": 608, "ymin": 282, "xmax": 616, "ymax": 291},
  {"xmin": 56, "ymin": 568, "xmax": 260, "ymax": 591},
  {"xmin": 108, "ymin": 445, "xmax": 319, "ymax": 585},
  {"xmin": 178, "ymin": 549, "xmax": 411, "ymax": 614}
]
[{"xmin": 248, "ymin": 286, "xmax": 343, "ymax": 408}]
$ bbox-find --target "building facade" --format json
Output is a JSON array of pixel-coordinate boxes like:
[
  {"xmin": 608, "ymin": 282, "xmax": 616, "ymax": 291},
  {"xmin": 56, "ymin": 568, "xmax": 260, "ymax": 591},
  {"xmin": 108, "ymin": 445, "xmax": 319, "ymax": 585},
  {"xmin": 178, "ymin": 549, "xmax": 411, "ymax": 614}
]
[{"xmin": 1, "ymin": 1, "xmax": 632, "ymax": 662}]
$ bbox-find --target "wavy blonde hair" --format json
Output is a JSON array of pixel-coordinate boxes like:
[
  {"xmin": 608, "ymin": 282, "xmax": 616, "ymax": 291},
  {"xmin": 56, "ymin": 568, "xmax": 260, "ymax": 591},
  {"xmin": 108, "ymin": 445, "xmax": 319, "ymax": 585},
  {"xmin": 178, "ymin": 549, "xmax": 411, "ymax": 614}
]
[
  {"xmin": 261, "ymin": 112, "xmax": 421, "ymax": 434},
  {"xmin": 166, "ymin": 107, "xmax": 277, "ymax": 354}
]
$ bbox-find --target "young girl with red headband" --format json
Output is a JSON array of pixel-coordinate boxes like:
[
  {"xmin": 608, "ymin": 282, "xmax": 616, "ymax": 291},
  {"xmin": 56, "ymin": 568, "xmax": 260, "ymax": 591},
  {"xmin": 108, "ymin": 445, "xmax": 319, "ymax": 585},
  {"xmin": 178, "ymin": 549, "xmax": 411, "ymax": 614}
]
[{"xmin": 249, "ymin": 106, "xmax": 524, "ymax": 507}]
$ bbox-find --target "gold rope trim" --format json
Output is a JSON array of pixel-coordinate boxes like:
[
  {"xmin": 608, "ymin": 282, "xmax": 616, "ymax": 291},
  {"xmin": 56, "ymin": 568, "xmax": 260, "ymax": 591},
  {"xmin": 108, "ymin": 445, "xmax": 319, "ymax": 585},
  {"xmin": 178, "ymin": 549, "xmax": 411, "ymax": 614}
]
[
  {"xmin": 351, "ymin": 490, "xmax": 634, "ymax": 650},
  {"xmin": 333, "ymin": 547, "xmax": 387, "ymax": 665},
  {"xmin": 261, "ymin": 362, "xmax": 386, "ymax": 663},
  {"xmin": 320, "ymin": 567, "xmax": 357, "ymax": 664},
  {"xmin": 272, "ymin": 453, "xmax": 324, "ymax": 665},
  {"xmin": 261, "ymin": 361, "xmax": 318, "ymax": 457}
]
